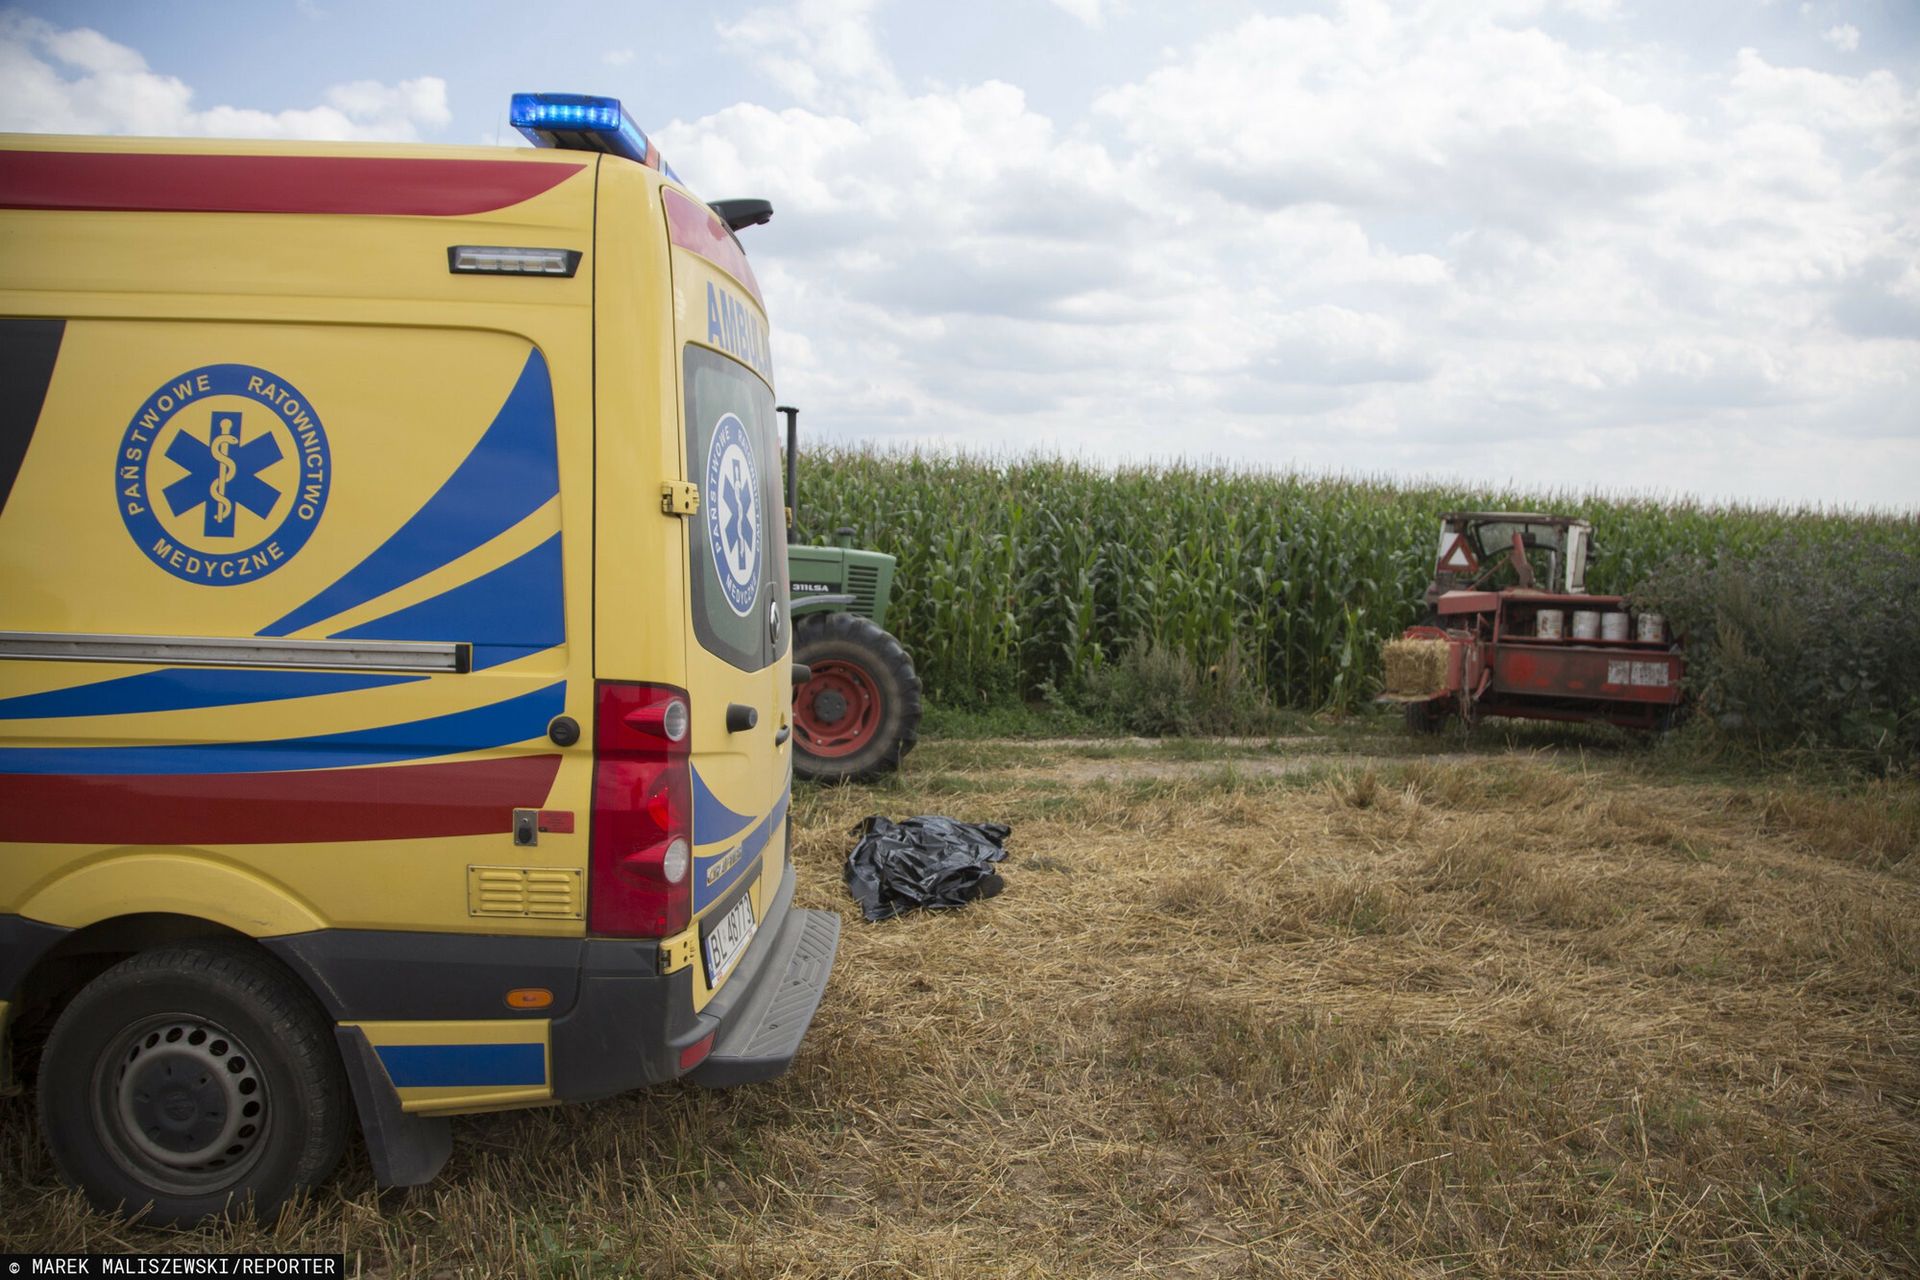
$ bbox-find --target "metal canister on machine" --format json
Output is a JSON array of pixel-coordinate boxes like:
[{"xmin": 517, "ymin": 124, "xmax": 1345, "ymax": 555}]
[
  {"xmin": 1571, "ymin": 610, "xmax": 1602, "ymax": 640},
  {"xmin": 1535, "ymin": 609, "xmax": 1565, "ymax": 639},
  {"xmin": 1600, "ymin": 612, "xmax": 1630, "ymax": 641},
  {"xmin": 1636, "ymin": 612, "xmax": 1666, "ymax": 643}
]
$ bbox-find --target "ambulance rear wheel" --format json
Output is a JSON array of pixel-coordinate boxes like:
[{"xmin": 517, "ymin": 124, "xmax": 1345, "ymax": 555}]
[
  {"xmin": 792, "ymin": 612, "xmax": 922, "ymax": 783},
  {"xmin": 38, "ymin": 943, "xmax": 349, "ymax": 1225}
]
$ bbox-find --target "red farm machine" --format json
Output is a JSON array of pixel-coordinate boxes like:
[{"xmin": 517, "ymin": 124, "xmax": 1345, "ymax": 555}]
[{"xmin": 1384, "ymin": 512, "xmax": 1685, "ymax": 734}]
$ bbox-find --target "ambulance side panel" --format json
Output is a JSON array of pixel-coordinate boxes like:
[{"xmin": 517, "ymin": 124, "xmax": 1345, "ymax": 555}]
[
  {"xmin": 0, "ymin": 138, "xmax": 831, "ymax": 1146},
  {"xmin": 0, "ymin": 141, "xmax": 600, "ymax": 1110}
]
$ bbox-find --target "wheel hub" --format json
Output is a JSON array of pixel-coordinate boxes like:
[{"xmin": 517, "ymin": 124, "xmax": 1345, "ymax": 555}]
[
  {"xmin": 792, "ymin": 658, "xmax": 883, "ymax": 757},
  {"xmin": 107, "ymin": 1017, "xmax": 267, "ymax": 1177}
]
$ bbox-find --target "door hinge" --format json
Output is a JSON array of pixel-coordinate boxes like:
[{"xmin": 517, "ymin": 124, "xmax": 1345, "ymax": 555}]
[
  {"xmin": 659, "ymin": 934, "xmax": 696, "ymax": 973},
  {"xmin": 661, "ymin": 481, "xmax": 700, "ymax": 516}
]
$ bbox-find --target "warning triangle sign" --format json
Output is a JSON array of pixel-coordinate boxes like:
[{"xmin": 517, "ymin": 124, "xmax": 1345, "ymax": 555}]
[{"xmin": 1437, "ymin": 533, "xmax": 1478, "ymax": 573}]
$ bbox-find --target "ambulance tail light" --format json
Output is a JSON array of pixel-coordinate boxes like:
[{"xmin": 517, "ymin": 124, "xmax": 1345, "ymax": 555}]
[
  {"xmin": 589, "ymin": 681, "xmax": 693, "ymax": 937},
  {"xmin": 509, "ymin": 92, "xmax": 680, "ymax": 181}
]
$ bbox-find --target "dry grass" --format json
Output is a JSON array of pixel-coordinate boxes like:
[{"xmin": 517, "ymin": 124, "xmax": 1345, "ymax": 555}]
[
  {"xmin": 3, "ymin": 739, "xmax": 1917, "ymax": 1277},
  {"xmin": 1750, "ymin": 781, "xmax": 1920, "ymax": 871}
]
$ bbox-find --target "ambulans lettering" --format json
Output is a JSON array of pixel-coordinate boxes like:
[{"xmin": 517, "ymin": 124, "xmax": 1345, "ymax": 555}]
[
  {"xmin": 115, "ymin": 364, "xmax": 330, "ymax": 584},
  {"xmin": 705, "ymin": 281, "xmax": 771, "ymax": 378}
]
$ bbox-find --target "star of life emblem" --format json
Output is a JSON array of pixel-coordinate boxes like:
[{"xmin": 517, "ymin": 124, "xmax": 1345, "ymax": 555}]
[
  {"xmin": 115, "ymin": 364, "xmax": 330, "ymax": 585},
  {"xmin": 703, "ymin": 412, "xmax": 762, "ymax": 617}
]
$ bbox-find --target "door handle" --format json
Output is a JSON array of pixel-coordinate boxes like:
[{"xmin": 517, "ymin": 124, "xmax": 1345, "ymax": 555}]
[{"xmin": 774, "ymin": 724, "xmax": 791, "ymax": 746}]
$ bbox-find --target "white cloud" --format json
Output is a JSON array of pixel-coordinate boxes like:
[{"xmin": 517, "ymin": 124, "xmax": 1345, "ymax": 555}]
[
  {"xmin": 661, "ymin": 0, "xmax": 1919, "ymax": 505},
  {"xmin": 39, "ymin": 22, "xmax": 146, "ymax": 74},
  {"xmin": 1727, "ymin": 45, "xmax": 1909, "ymax": 136},
  {"xmin": 0, "ymin": 13, "xmax": 450, "ymax": 141},
  {"xmin": 1048, "ymin": 0, "xmax": 1106, "ymax": 27},
  {"xmin": 1823, "ymin": 23, "xmax": 1861, "ymax": 53},
  {"xmin": 604, "ymin": 48, "xmax": 635, "ymax": 66},
  {"xmin": 1094, "ymin": 10, "xmax": 1697, "ymax": 226},
  {"xmin": 319, "ymin": 78, "xmax": 451, "ymax": 132},
  {"xmin": 718, "ymin": 0, "xmax": 900, "ymax": 109}
]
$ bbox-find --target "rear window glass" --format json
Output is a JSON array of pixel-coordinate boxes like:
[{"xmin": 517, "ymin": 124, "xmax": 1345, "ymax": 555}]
[{"xmin": 684, "ymin": 344, "xmax": 786, "ymax": 671}]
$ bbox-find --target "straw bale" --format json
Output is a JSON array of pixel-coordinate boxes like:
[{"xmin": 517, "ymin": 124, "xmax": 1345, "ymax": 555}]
[{"xmin": 1383, "ymin": 637, "xmax": 1450, "ymax": 697}]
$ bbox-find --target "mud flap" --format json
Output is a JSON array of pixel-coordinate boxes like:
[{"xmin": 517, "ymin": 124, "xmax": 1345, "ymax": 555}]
[{"xmin": 335, "ymin": 1025, "xmax": 452, "ymax": 1187}]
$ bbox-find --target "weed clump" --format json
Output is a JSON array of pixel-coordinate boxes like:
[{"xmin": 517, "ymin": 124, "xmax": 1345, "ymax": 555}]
[{"xmin": 1075, "ymin": 636, "xmax": 1287, "ymax": 737}]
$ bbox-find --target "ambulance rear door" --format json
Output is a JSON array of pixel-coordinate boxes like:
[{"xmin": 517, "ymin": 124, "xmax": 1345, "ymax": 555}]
[{"xmin": 664, "ymin": 188, "xmax": 791, "ymax": 1014}]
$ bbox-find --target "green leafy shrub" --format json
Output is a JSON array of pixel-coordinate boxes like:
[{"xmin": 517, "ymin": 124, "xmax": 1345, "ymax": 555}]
[
  {"xmin": 1635, "ymin": 540, "xmax": 1920, "ymax": 766},
  {"xmin": 1087, "ymin": 637, "xmax": 1200, "ymax": 736}
]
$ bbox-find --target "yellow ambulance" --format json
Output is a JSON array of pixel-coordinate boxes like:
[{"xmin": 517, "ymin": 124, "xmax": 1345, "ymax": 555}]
[{"xmin": 0, "ymin": 93, "xmax": 836, "ymax": 1224}]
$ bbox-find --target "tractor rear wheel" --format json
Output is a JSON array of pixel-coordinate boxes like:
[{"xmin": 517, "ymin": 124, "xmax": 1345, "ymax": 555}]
[{"xmin": 792, "ymin": 612, "xmax": 922, "ymax": 783}]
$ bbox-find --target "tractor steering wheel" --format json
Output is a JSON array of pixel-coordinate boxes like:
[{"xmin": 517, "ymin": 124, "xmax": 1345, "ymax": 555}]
[
  {"xmin": 1507, "ymin": 532, "xmax": 1536, "ymax": 589},
  {"xmin": 1463, "ymin": 532, "xmax": 1537, "ymax": 591}
]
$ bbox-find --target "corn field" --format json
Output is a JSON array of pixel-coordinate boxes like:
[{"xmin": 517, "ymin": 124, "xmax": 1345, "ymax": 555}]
[{"xmin": 793, "ymin": 450, "xmax": 1920, "ymax": 714}]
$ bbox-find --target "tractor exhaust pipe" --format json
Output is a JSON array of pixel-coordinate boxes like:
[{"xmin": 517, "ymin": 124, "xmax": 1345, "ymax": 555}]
[{"xmin": 777, "ymin": 404, "xmax": 799, "ymax": 544}]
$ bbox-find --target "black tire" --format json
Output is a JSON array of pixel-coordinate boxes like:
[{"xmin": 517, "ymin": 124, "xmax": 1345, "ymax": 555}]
[
  {"xmin": 1404, "ymin": 699, "xmax": 1449, "ymax": 735},
  {"xmin": 792, "ymin": 612, "xmax": 922, "ymax": 783},
  {"xmin": 37, "ymin": 943, "xmax": 349, "ymax": 1225}
]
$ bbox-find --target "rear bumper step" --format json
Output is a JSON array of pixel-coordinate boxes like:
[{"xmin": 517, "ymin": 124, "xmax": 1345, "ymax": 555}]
[{"xmin": 689, "ymin": 904, "xmax": 839, "ymax": 1087}]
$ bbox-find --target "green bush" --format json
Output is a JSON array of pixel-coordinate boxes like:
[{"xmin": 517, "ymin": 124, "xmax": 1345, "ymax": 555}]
[
  {"xmin": 1635, "ymin": 541, "xmax": 1920, "ymax": 766},
  {"xmin": 1085, "ymin": 637, "xmax": 1198, "ymax": 737}
]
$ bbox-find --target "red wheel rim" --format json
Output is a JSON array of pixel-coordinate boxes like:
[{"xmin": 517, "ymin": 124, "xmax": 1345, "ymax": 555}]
[{"xmin": 793, "ymin": 659, "xmax": 883, "ymax": 757}]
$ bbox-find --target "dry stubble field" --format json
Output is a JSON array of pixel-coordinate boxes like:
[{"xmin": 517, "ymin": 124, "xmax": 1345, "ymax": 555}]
[{"xmin": 3, "ymin": 727, "xmax": 1917, "ymax": 1277}]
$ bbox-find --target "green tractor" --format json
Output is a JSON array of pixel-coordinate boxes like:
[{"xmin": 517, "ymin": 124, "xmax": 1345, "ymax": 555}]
[{"xmin": 780, "ymin": 406, "xmax": 923, "ymax": 782}]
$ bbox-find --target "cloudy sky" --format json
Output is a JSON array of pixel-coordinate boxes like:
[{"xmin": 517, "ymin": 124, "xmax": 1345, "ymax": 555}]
[{"xmin": 4, "ymin": 1, "xmax": 1916, "ymax": 508}]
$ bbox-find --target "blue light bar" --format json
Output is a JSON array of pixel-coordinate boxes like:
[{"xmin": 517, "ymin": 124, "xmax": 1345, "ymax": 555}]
[{"xmin": 510, "ymin": 92, "xmax": 664, "ymax": 172}]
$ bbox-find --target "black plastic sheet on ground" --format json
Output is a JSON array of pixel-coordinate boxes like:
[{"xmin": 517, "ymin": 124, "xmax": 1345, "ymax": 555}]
[{"xmin": 844, "ymin": 815, "xmax": 1012, "ymax": 922}]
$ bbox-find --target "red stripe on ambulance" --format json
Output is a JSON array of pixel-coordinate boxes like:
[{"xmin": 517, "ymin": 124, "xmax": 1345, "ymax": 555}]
[
  {"xmin": 0, "ymin": 151, "xmax": 585, "ymax": 216},
  {"xmin": 0, "ymin": 755, "xmax": 562, "ymax": 845},
  {"xmin": 663, "ymin": 187, "xmax": 763, "ymax": 306}
]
